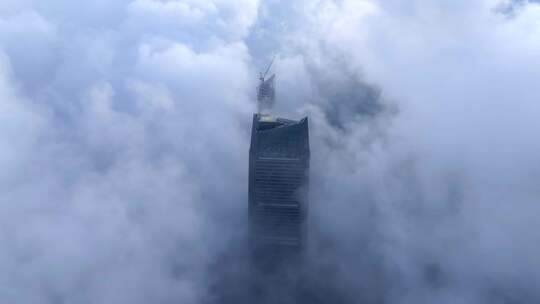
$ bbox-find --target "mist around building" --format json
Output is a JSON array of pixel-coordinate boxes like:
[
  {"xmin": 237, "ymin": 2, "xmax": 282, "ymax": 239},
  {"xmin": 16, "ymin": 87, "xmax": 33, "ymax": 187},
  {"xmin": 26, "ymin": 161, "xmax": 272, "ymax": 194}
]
[{"xmin": 1, "ymin": 1, "xmax": 540, "ymax": 303}]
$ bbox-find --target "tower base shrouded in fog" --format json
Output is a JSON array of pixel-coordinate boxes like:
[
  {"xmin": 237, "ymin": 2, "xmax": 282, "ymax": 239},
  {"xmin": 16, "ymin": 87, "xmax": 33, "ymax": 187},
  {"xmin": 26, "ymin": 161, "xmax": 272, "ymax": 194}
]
[{"xmin": 248, "ymin": 113, "xmax": 310, "ymax": 258}]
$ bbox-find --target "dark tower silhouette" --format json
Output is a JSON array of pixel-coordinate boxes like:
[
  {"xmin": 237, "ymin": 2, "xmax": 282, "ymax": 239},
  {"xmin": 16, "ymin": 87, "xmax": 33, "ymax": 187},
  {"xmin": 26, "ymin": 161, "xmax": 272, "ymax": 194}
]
[{"xmin": 249, "ymin": 64, "xmax": 310, "ymax": 265}]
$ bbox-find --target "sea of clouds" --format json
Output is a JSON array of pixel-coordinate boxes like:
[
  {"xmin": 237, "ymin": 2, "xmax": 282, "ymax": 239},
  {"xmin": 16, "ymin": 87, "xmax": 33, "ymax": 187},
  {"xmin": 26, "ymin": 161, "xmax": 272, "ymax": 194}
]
[{"xmin": 1, "ymin": 0, "xmax": 539, "ymax": 303}]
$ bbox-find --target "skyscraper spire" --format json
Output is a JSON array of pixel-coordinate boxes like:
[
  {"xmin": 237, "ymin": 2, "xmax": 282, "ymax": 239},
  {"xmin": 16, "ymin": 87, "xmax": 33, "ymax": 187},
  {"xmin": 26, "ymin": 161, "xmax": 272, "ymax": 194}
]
[{"xmin": 257, "ymin": 57, "xmax": 276, "ymax": 114}]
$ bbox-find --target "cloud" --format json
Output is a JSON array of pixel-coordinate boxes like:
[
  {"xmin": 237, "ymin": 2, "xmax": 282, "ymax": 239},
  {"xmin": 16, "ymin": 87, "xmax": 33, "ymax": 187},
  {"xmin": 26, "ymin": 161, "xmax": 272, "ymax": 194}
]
[
  {"xmin": 245, "ymin": 0, "xmax": 540, "ymax": 302},
  {"xmin": 0, "ymin": 1, "xmax": 257, "ymax": 303},
  {"xmin": 1, "ymin": 0, "xmax": 539, "ymax": 303}
]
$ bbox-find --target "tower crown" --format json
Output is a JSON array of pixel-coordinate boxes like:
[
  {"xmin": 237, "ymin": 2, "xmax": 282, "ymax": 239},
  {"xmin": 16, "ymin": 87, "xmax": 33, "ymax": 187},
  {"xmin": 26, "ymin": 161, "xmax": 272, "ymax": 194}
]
[{"xmin": 257, "ymin": 57, "xmax": 276, "ymax": 114}]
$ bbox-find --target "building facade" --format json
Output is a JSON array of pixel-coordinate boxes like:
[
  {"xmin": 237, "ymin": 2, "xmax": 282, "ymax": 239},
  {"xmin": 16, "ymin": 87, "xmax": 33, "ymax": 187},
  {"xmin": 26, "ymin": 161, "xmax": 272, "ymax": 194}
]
[{"xmin": 248, "ymin": 113, "xmax": 310, "ymax": 253}]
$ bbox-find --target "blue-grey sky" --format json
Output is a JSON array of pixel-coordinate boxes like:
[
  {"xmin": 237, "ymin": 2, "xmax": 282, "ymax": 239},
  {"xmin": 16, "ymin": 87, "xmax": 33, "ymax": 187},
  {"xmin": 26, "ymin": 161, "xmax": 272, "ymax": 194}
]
[{"xmin": 1, "ymin": 0, "xmax": 540, "ymax": 303}]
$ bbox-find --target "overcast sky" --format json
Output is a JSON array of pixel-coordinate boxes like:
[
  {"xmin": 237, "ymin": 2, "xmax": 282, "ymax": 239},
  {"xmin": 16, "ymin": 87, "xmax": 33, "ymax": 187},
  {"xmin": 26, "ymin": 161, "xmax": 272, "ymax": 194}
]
[{"xmin": 1, "ymin": 0, "xmax": 540, "ymax": 303}]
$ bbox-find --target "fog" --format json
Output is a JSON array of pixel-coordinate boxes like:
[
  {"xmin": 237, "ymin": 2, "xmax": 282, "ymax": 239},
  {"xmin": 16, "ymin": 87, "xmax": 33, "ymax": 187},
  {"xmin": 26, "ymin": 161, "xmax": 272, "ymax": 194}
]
[{"xmin": 1, "ymin": 0, "xmax": 539, "ymax": 303}]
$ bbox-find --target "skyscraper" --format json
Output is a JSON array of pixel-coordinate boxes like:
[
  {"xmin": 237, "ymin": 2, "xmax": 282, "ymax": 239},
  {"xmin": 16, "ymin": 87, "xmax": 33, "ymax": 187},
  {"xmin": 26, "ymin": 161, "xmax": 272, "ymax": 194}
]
[{"xmin": 248, "ymin": 114, "xmax": 310, "ymax": 252}]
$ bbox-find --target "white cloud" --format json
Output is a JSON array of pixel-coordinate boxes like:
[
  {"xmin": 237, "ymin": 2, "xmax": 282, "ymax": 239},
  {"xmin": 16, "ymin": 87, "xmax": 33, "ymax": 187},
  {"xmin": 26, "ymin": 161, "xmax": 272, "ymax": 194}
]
[{"xmin": 1, "ymin": 0, "xmax": 540, "ymax": 303}]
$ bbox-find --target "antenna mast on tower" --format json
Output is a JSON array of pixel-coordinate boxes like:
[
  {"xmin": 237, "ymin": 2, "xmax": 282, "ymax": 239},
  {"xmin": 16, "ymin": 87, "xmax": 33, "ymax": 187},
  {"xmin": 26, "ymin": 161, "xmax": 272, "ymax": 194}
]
[{"xmin": 257, "ymin": 56, "xmax": 276, "ymax": 114}]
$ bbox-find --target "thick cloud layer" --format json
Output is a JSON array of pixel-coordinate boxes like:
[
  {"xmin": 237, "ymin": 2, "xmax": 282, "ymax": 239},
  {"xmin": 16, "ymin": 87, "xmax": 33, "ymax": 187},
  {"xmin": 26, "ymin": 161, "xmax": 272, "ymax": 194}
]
[{"xmin": 1, "ymin": 0, "xmax": 540, "ymax": 303}]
